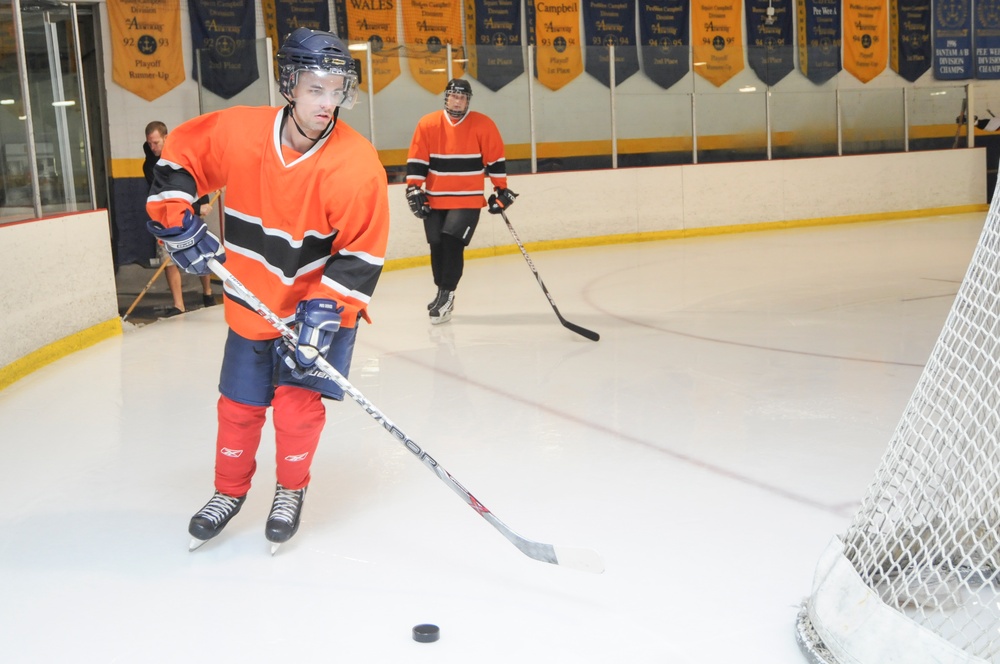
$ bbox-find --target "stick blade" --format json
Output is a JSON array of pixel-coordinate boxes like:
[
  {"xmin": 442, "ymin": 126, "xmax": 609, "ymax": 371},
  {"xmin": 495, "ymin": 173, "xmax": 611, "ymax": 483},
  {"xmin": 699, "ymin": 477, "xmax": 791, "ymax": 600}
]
[
  {"xmin": 563, "ymin": 321, "xmax": 600, "ymax": 342},
  {"xmin": 553, "ymin": 545, "xmax": 605, "ymax": 573}
]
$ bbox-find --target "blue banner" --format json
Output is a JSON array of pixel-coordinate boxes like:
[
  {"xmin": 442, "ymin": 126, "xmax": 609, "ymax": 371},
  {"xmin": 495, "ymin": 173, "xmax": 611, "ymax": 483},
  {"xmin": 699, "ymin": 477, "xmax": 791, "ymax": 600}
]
[
  {"xmin": 467, "ymin": 0, "xmax": 524, "ymax": 91},
  {"xmin": 266, "ymin": 0, "xmax": 330, "ymax": 81},
  {"xmin": 796, "ymin": 0, "xmax": 841, "ymax": 84},
  {"xmin": 975, "ymin": 0, "xmax": 1000, "ymax": 79},
  {"xmin": 582, "ymin": 0, "xmax": 639, "ymax": 87},
  {"xmin": 890, "ymin": 0, "xmax": 931, "ymax": 82},
  {"xmin": 188, "ymin": 0, "xmax": 259, "ymax": 98},
  {"xmin": 638, "ymin": 0, "xmax": 689, "ymax": 89},
  {"xmin": 933, "ymin": 0, "xmax": 972, "ymax": 79},
  {"xmin": 745, "ymin": 0, "xmax": 794, "ymax": 85}
]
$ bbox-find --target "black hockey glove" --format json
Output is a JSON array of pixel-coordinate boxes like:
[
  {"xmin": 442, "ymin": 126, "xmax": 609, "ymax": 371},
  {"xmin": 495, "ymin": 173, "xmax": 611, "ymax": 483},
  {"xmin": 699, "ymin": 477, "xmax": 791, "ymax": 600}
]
[
  {"xmin": 487, "ymin": 187, "xmax": 517, "ymax": 215},
  {"xmin": 406, "ymin": 186, "xmax": 431, "ymax": 219}
]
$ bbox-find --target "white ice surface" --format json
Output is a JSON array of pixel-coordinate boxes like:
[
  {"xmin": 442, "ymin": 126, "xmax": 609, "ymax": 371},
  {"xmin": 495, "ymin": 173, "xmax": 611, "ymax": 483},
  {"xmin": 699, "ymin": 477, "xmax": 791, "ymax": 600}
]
[{"xmin": 0, "ymin": 212, "xmax": 985, "ymax": 663}]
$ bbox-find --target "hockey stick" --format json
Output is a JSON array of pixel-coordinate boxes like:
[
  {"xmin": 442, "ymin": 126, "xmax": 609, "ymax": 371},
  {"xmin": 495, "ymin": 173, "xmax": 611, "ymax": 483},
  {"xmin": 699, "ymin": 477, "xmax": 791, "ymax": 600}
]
[
  {"xmin": 206, "ymin": 258, "xmax": 604, "ymax": 574},
  {"xmin": 499, "ymin": 210, "xmax": 600, "ymax": 342},
  {"xmin": 121, "ymin": 259, "xmax": 169, "ymax": 323}
]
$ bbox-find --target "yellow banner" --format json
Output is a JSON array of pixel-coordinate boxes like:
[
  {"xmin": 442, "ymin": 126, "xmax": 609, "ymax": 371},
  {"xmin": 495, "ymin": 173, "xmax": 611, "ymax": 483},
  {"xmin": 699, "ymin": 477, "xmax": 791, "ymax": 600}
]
[
  {"xmin": 530, "ymin": 0, "xmax": 583, "ymax": 91},
  {"xmin": 401, "ymin": 0, "xmax": 466, "ymax": 94},
  {"xmin": 691, "ymin": 1, "xmax": 744, "ymax": 87},
  {"xmin": 340, "ymin": 3, "xmax": 401, "ymax": 93},
  {"xmin": 263, "ymin": 0, "xmax": 278, "ymax": 66},
  {"xmin": 108, "ymin": 0, "xmax": 185, "ymax": 101},
  {"xmin": 844, "ymin": 0, "xmax": 887, "ymax": 82}
]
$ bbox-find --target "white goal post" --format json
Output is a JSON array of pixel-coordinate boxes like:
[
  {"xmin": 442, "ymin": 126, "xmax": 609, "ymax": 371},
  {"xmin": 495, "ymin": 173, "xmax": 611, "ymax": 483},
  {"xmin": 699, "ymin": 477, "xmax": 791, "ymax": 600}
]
[{"xmin": 796, "ymin": 199, "xmax": 1000, "ymax": 663}]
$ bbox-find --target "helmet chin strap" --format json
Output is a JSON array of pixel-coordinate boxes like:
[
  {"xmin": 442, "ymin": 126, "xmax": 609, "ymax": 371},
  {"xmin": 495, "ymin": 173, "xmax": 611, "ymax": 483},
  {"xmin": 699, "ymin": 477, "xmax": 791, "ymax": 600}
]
[{"xmin": 283, "ymin": 100, "xmax": 338, "ymax": 145}]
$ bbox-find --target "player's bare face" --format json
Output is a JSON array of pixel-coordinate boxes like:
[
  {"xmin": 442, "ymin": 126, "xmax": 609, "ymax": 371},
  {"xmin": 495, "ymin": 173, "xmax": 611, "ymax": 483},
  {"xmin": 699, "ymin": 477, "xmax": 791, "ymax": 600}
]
[
  {"xmin": 147, "ymin": 131, "xmax": 166, "ymax": 157},
  {"xmin": 290, "ymin": 71, "xmax": 347, "ymax": 137}
]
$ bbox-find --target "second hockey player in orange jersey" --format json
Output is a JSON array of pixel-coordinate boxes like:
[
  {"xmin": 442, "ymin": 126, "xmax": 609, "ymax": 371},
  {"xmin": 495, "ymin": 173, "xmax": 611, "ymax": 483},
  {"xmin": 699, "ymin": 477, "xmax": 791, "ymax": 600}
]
[{"xmin": 405, "ymin": 78, "xmax": 518, "ymax": 324}]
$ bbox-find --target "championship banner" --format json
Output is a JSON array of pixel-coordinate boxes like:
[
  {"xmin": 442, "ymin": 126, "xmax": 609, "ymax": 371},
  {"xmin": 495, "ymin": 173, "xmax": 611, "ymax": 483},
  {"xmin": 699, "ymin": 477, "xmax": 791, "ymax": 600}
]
[
  {"xmin": 401, "ymin": 0, "xmax": 466, "ymax": 94},
  {"xmin": 843, "ymin": 0, "xmax": 888, "ymax": 83},
  {"xmin": 933, "ymin": 0, "xmax": 972, "ymax": 79},
  {"xmin": 691, "ymin": 0, "xmax": 744, "ymax": 87},
  {"xmin": 465, "ymin": 0, "xmax": 524, "ymax": 91},
  {"xmin": 890, "ymin": 0, "xmax": 931, "ymax": 82},
  {"xmin": 263, "ymin": 0, "xmax": 330, "ymax": 78},
  {"xmin": 582, "ymin": 0, "xmax": 639, "ymax": 87},
  {"xmin": 638, "ymin": 0, "xmax": 689, "ymax": 90},
  {"xmin": 745, "ymin": 0, "xmax": 794, "ymax": 85},
  {"xmin": 334, "ymin": 0, "xmax": 400, "ymax": 93},
  {"xmin": 188, "ymin": 0, "xmax": 259, "ymax": 98},
  {"xmin": 108, "ymin": 0, "xmax": 186, "ymax": 101},
  {"xmin": 796, "ymin": 0, "xmax": 841, "ymax": 84},
  {"xmin": 526, "ymin": 0, "xmax": 584, "ymax": 90},
  {"xmin": 975, "ymin": 0, "xmax": 1000, "ymax": 79}
]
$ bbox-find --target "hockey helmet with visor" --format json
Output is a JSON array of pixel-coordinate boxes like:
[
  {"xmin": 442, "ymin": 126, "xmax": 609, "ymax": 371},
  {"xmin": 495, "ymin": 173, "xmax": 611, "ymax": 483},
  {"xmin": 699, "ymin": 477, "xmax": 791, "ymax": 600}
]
[{"xmin": 277, "ymin": 28, "xmax": 359, "ymax": 110}]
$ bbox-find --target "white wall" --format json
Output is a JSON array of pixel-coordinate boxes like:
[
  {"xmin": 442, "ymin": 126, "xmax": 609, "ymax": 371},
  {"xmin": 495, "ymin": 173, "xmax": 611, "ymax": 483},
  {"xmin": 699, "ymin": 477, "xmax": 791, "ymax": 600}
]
[
  {"xmin": 0, "ymin": 210, "xmax": 119, "ymax": 370},
  {"xmin": 0, "ymin": 149, "xmax": 986, "ymax": 387},
  {"xmin": 385, "ymin": 149, "xmax": 989, "ymax": 261}
]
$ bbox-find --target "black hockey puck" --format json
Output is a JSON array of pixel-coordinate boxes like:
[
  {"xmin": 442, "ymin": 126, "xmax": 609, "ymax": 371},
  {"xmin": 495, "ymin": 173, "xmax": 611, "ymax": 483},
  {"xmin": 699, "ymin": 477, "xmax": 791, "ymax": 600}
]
[{"xmin": 412, "ymin": 623, "xmax": 440, "ymax": 643}]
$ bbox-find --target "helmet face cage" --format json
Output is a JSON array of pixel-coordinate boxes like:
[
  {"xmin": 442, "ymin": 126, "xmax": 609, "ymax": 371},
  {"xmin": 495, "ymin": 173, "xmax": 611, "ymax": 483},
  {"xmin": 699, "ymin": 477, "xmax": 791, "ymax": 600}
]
[
  {"xmin": 443, "ymin": 78, "xmax": 472, "ymax": 118},
  {"xmin": 277, "ymin": 28, "xmax": 360, "ymax": 109}
]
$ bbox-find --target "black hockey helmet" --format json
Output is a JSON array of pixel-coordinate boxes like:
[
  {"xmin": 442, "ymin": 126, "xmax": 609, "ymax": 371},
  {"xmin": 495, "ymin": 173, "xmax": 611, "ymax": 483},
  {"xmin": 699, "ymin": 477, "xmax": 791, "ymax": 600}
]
[
  {"xmin": 277, "ymin": 28, "xmax": 359, "ymax": 109},
  {"xmin": 445, "ymin": 78, "xmax": 473, "ymax": 98},
  {"xmin": 444, "ymin": 78, "xmax": 472, "ymax": 119}
]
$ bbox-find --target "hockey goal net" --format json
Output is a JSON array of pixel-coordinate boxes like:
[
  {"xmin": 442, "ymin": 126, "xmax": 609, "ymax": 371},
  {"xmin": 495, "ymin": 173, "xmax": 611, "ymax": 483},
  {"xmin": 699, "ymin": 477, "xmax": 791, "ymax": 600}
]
[{"xmin": 796, "ymin": 201, "xmax": 1000, "ymax": 664}]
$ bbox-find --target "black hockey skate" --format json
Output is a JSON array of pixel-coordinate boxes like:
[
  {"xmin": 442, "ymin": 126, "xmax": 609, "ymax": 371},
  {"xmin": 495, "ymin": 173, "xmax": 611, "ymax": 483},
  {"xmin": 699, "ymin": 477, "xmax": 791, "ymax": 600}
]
[
  {"xmin": 188, "ymin": 491, "xmax": 246, "ymax": 551},
  {"xmin": 265, "ymin": 484, "xmax": 307, "ymax": 554},
  {"xmin": 429, "ymin": 290, "xmax": 454, "ymax": 325},
  {"xmin": 427, "ymin": 288, "xmax": 447, "ymax": 311}
]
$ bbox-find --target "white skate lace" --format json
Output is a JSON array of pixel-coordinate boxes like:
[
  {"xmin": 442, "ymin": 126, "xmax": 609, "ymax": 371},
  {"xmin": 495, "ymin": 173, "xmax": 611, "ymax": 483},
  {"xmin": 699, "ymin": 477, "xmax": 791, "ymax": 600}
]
[
  {"xmin": 197, "ymin": 493, "xmax": 241, "ymax": 525},
  {"xmin": 268, "ymin": 486, "xmax": 304, "ymax": 524}
]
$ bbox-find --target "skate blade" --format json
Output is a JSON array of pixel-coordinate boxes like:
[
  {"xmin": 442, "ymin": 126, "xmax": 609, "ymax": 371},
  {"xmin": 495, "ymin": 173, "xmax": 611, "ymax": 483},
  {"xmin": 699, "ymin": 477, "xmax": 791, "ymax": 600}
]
[{"xmin": 189, "ymin": 537, "xmax": 209, "ymax": 552}]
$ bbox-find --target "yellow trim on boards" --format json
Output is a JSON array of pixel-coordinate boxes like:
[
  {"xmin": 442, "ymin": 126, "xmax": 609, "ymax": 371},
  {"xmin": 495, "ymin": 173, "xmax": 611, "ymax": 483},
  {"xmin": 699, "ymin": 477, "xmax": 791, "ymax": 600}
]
[
  {"xmin": 0, "ymin": 318, "xmax": 122, "ymax": 392},
  {"xmin": 111, "ymin": 158, "xmax": 146, "ymax": 179}
]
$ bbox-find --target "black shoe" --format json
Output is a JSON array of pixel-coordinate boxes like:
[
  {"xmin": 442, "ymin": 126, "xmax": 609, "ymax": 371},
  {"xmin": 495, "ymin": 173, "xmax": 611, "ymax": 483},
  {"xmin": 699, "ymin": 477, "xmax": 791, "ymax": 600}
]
[
  {"xmin": 164, "ymin": 307, "xmax": 183, "ymax": 317},
  {"xmin": 265, "ymin": 484, "xmax": 307, "ymax": 544},
  {"xmin": 203, "ymin": 294, "xmax": 216, "ymax": 307},
  {"xmin": 189, "ymin": 492, "xmax": 246, "ymax": 546},
  {"xmin": 429, "ymin": 290, "xmax": 455, "ymax": 325},
  {"xmin": 427, "ymin": 288, "xmax": 446, "ymax": 311}
]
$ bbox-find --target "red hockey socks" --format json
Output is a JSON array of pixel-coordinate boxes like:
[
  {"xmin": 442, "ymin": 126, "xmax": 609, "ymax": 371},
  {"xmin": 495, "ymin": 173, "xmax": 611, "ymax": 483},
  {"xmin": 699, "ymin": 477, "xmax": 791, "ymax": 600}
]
[
  {"xmin": 271, "ymin": 385, "xmax": 325, "ymax": 491},
  {"xmin": 214, "ymin": 395, "xmax": 267, "ymax": 497}
]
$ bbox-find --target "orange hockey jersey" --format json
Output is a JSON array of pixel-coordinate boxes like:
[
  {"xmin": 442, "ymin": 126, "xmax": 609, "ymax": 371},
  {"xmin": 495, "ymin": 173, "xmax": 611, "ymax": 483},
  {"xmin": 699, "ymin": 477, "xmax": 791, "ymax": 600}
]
[
  {"xmin": 146, "ymin": 106, "xmax": 389, "ymax": 339},
  {"xmin": 405, "ymin": 110, "xmax": 507, "ymax": 210}
]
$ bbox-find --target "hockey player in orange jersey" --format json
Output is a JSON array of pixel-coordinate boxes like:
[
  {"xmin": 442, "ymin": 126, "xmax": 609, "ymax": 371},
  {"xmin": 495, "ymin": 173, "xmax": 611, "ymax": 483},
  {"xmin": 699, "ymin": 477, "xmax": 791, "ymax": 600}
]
[
  {"xmin": 405, "ymin": 78, "xmax": 518, "ymax": 324},
  {"xmin": 146, "ymin": 28, "xmax": 390, "ymax": 553}
]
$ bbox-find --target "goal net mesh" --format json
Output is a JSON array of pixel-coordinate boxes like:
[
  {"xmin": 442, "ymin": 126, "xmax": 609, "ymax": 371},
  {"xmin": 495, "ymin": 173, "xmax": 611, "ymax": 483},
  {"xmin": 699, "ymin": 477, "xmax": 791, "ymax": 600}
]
[{"xmin": 797, "ymin": 200, "xmax": 1000, "ymax": 663}]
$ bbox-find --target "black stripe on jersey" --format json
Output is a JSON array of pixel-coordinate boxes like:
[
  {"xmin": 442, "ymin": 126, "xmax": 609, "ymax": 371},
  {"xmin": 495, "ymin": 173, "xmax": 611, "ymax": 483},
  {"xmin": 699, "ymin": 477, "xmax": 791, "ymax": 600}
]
[
  {"xmin": 225, "ymin": 213, "xmax": 336, "ymax": 280},
  {"xmin": 151, "ymin": 164, "xmax": 197, "ymax": 199},
  {"xmin": 406, "ymin": 161, "xmax": 429, "ymax": 179},
  {"xmin": 429, "ymin": 155, "xmax": 484, "ymax": 174},
  {"xmin": 486, "ymin": 159, "xmax": 506, "ymax": 177},
  {"xmin": 324, "ymin": 254, "xmax": 383, "ymax": 299}
]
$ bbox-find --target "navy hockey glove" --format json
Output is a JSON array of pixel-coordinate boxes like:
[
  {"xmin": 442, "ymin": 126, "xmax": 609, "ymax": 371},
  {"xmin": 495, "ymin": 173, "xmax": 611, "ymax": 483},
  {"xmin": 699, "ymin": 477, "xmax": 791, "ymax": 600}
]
[
  {"xmin": 276, "ymin": 299, "xmax": 343, "ymax": 378},
  {"xmin": 487, "ymin": 187, "xmax": 517, "ymax": 215},
  {"xmin": 406, "ymin": 186, "xmax": 431, "ymax": 219},
  {"xmin": 147, "ymin": 209, "xmax": 225, "ymax": 275}
]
